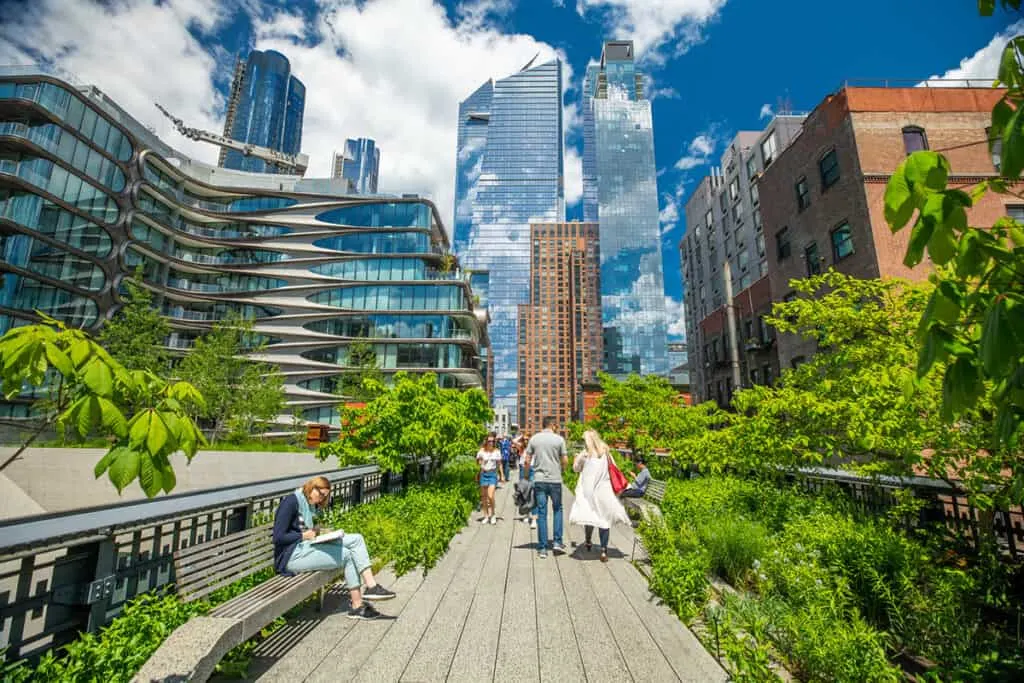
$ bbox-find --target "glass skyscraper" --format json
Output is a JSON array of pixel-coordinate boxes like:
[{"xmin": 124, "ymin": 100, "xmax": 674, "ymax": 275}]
[
  {"xmin": 221, "ymin": 50, "xmax": 305, "ymax": 174},
  {"xmin": 583, "ymin": 40, "xmax": 669, "ymax": 377},
  {"xmin": 332, "ymin": 138, "xmax": 380, "ymax": 194},
  {"xmin": 0, "ymin": 67, "xmax": 485, "ymax": 424},
  {"xmin": 454, "ymin": 59, "xmax": 564, "ymax": 417}
]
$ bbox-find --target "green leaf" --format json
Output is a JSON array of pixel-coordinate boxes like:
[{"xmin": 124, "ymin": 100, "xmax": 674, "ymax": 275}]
[
  {"xmin": 129, "ymin": 411, "xmax": 153, "ymax": 448},
  {"xmin": 44, "ymin": 344, "xmax": 74, "ymax": 377},
  {"xmin": 93, "ymin": 448, "xmax": 118, "ymax": 479},
  {"xmin": 927, "ymin": 224, "xmax": 958, "ymax": 265},
  {"xmin": 917, "ymin": 326, "xmax": 948, "ymax": 378},
  {"xmin": 997, "ymin": 37, "xmax": 1024, "ymax": 90},
  {"xmin": 905, "ymin": 216, "xmax": 935, "ymax": 268},
  {"xmin": 999, "ymin": 104, "xmax": 1024, "ymax": 179},
  {"xmin": 955, "ymin": 230, "xmax": 988, "ymax": 278},
  {"xmin": 945, "ymin": 358, "xmax": 983, "ymax": 417},
  {"xmin": 146, "ymin": 413, "xmax": 169, "ymax": 456},
  {"xmin": 82, "ymin": 358, "xmax": 115, "ymax": 397},
  {"xmin": 978, "ymin": 0, "xmax": 995, "ymax": 16},
  {"xmin": 884, "ymin": 162, "xmax": 915, "ymax": 230},
  {"xmin": 107, "ymin": 448, "xmax": 141, "ymax": 493},
  {"xmin": 904, "ymin": 151, "xmax": 950, "ymax": 195},
  {"xmin": 96, "ymin": 396, "xmax": 128, "ymax": 438},
  {"xmin": 138, "ymin": 453, "xmax": 162, "ymax": 498},
  {"xmin": 980, "ymin": 297, "xmax": 1016, "ymax": 378}
]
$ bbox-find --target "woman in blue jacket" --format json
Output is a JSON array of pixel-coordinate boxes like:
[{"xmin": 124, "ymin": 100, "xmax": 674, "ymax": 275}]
[{"xmin": 272, "ymin": 476, "xmax": 396, "ymax": 620}]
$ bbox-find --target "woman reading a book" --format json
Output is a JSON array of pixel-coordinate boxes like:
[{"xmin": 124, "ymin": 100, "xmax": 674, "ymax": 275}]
[{"xmin": 272, "ymin": 476, "xmax": 396, "ymax": 620}]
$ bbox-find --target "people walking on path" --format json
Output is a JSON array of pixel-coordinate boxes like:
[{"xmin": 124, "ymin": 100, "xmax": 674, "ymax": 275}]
[
  {"xmin": 618, "ymin": 457, "xmax": 651, "ymax": 498},
  {"xmin": 514, "ymin": 433, "xmax": 536, "ymax": 527},
  {"xmin": 569, "ymin": 430, "xmax": 630, "ymax": 562},
  {"xmin": 272, "ymin": 476, "xmax": 396, "ymax": 620},
  {"xmin": 523, "ymin": 416, "xmax": 568, "ymax": 558},
  {"xmin": 476, "ymin": 432, "xmax": 504, "ymax": 524},
  {"xmin": 498, "ymin": 433, "xmax": 513, "ymax": 484}
]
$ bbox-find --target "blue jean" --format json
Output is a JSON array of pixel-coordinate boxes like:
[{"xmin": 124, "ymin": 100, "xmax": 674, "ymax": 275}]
[
  {"xmin": 502, "ymin": 460, "xmax": 510, "ymax": 481},
  {"xmin": 286, "ymin": 532, "xmax": 372, "ymax": 589},
  {"xmin": 533, "ymin": 482, "xmax": 563, "ymax": 552},
  {"xmin": 584, "ymin": 525, "xmax": 610, "ymax": 550}
]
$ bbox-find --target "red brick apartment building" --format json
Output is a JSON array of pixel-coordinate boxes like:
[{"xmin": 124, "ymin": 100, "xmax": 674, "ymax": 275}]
[
  {"xmin": 518, "ymin": 222, "xmax": 602, "ymax": 434},
  {"xmin": 759, "ymin": 85, "xmax": 1007, "ymax": 369}
]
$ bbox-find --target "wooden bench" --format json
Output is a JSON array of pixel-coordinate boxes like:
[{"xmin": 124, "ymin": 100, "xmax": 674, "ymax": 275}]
[
  {"xmin": 628, "ymin": 478, "xmax": 667, "ymax": 563},
  {"xmin": 133, "ymin": 522, "xmax": 340, "ymax": 682}
]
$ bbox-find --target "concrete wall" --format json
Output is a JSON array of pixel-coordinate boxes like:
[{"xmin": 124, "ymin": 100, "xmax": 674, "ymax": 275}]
[{"xmin": 0, "ymin": 448, "xmax": 334, "ymax": 518}]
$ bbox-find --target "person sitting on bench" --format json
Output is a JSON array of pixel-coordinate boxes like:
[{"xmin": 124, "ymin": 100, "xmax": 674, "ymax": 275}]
[
  {"xmin": 618, "ymin": 458, "xmax": 651, "ymax": 498},
  {"xmin": 272, "ymin": 476, "xmax": 396, "ymax": 620}
]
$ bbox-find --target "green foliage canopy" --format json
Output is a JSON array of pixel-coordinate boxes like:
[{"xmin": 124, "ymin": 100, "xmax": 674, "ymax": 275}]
[
  {"xmin": 98, "ymin": 274, "xmax": 170, "ymax": 374},
  {"xmin": 318, "ymin": 372, "xmax": 492, "ymax": 472}
]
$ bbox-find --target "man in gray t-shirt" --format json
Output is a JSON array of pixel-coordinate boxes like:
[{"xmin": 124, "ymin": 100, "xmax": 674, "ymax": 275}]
[{"xmin": 525, "ymin": 416, "xmax": 567, "ymax": 557}]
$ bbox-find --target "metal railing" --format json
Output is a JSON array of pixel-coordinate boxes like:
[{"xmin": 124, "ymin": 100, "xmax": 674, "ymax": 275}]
[
  {"xmin": 0, "ymin": 460, "xmax": 430, "ymax": 661},
  {"xmin": 614, "ymin": 449, "xmax": 1024, "ymax": 560}
]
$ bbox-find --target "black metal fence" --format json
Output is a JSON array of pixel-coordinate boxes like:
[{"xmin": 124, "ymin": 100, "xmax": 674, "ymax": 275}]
[
  {"xmin": 0, "ymin": 460, "xmax": 429, "ymax": 661},
  {"xmin": 614, "ymin": 448, "xmax": 1024, "ymax": 561}
]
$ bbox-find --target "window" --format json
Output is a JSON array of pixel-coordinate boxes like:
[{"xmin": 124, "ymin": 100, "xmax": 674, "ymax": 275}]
[
  {"xmin": 988, "ymin": 127, "xmax": 1002, "ymax": 172},
  {"xmin": 719, "ymin": 191, "xmax": 728, "ymax": 214},
  {"xmin": 746, "ymin": 156, "xmax": 757, "ymax": 179},
  {"xmin": 738, "ymin": 247, "xmax": 750, "ymax": 272},
  {"xmin": 753, "ymin": 208, "xmax": 762, "ymax": 232},
  {"xmin": 756, "ymin": 233, "xmax": 766, "ymax": 257},
  {"xmin": 704, "ymin": 209, "xmax": 713, "ymax": 230},
  {"xmin": 804, "ymin": 242, "xmax": 821, "ymax": 276},
  {"xmin": 751, "ymin": 368, "xmax": 760, "ymax": 385},
  {"xmin": 750, "ymin": 183, "xmax": 759, "ymax": 206},
  {"xmin": 795, "ymin": 176, "xmax": 810, "ymax": 210},
  {"xmin": 731, "ymin": 201, "xmax": 743, "ymax": 224},
  {"xmin": 1008, "ymin": 205, "xmax": 1024, "ymax": 223},
  {"xmin": 729, "ymin": 178, "xmax": 739, "ymax": 202},
  {"xmin": 902, "ymin": 126, "xmax": 928, "ymax": 154},
  {"xmin": 776, "ymin": 226, "xmax": 791, "ymax": 260},
  {"xmin": 819, "ymin": 149, "xmax": 840, "ymax": 189},
  {"xmin": 831, "ymin": 222, "xmax": 854, "ymax": 261},
  {"xmin": 763, "ymin": 364, "xmax": 773, "ymax": 386},
  {"xmin": 761, "ymin": 132, "xmax": 778, "ymax": 167}
]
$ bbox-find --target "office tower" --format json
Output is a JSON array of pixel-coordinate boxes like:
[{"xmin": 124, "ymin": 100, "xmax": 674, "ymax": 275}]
[
  {"xmin": 220, "ymin": 50, "xmax": 305, "ymax": 174},
  {"xmin": 0, "ymin": 67, "xmax": 486, "ymax": 423},
  {"xmin": 218, "ymin": 56, "xmax": 246, "ymax": 168},
  {"xmin": 518, "ymin": 222, "xmax": 601, "ymax": 432},
  {"xmin": 681, "ymin": 118, "xmax": 803, "ymax": 406},
  {"xmin": 453, "ymin": 58, "xmax": 564, "ymax": 417},
  {"xmin": 582, "ymin": 40, "xmax": 669, "ymax": 378},
  {"xmin": 331, "ymin": 138, "xmax": 380, "ymax": 194}
]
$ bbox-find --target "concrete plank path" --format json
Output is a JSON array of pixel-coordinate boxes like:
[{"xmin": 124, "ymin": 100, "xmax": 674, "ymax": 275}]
[{"xmin": 254, "ymin": 479, "xmax": 727, "ymax": 683}]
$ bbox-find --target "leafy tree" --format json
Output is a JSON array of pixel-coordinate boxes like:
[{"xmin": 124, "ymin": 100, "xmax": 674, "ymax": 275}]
[
  {"xmin": 318, "ymin": 371, "xmax": 492, "ymax": 472},
  {"xmin": 573, "ymin": 372, "xmax": 727, "ymax": 460},
  {"xmin": 719, "ymin": 273, "xmax": 1004, "ymax": 493},
  {"xmin": 334, "ymin": 341, "xmax": 384, "ymax": 403},
  {"xmin": 0, "ymin": 318, "xmax": 206, "ymax": 496},
  {"xmin": 174, "ymin": 314, "xmax": 284, "ymax": 442},
  {"xmin": 98, "ymin": 273, "xmax": 170, "ymax": 374}
]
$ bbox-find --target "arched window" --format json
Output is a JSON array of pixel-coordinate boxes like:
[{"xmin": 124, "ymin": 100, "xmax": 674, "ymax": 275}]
[{"xmin": 902, "ymin": 126, "xmax": 928, "ymax": 154}]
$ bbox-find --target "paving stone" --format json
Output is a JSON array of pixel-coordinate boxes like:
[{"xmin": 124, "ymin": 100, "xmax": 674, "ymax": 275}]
[{"xmin": 493, "ymin": 490, "xmax": 542, "ymax": 682}]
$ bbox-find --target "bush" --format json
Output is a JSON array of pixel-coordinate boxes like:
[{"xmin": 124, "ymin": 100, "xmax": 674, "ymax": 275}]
[{"xmin": 699, "ymin": 514, "xmax": 768, "ymax": 587}]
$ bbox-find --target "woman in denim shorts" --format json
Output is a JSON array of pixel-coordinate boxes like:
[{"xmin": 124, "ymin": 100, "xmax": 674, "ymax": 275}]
[{"xmin": 476, "ymin": 433, "xmax": 503, "ymax": 524}]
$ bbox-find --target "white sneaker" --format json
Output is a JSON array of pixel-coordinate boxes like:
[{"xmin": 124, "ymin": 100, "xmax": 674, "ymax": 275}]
[
  {"xmin": 489, "ymin": 516, "xmax": 497, "ymax": 525},
  {"xmin": 529, "ymin": 519, "xmax": 537, "ymax": 530}
]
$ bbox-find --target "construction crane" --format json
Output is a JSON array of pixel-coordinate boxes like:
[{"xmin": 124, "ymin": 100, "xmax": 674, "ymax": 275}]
[{"xmin": 154, "ymin": 103, "xmax": 310, "ymax": 175}]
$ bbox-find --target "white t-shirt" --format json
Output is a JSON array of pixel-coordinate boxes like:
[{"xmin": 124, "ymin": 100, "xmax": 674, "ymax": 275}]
[{"xmin": 477, "ymin": 448, "xmax": 502, "ymax": 472}]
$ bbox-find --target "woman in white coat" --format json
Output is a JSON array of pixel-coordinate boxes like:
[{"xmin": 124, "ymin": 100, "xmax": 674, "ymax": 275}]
[{"xmin": 569, "ymin": 429, "xmax": 630, "ymax": 562}]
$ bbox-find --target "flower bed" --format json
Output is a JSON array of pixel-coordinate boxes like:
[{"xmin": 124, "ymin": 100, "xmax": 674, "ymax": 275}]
[{"xmin": 639, "ymin": 476, "xmax": 1024, "ymax": 681}]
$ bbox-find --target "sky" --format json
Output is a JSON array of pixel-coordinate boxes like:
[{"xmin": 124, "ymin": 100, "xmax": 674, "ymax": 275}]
[{"xmin": 0, "ymin": 0, "xmax": 1019, "ymax": 342}]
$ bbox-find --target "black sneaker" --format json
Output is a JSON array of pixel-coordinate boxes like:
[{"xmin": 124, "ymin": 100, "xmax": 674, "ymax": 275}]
[
  {"xmin": 347, "ymin": 602, "xmax": 384, "ymax": 620},
  {"xmin": 552, "ymin": 542, "xmax": 567, "ymax": 555},
  {"xmin": 363, "ymin": 584, "xmax": 396, "ymax": 601}
]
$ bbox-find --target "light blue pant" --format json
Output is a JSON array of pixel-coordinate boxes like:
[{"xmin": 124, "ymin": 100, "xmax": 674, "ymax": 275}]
[{"xmin": 286, "ymin": 532, "xmax": 372, "ymax": 589}]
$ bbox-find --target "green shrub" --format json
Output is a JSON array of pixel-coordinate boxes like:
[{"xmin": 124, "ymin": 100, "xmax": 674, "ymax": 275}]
[
  {"xmin": 699, "ymin": 514, "xmax": 769, "ymax": 587},
  {"xmin": 639, "ymin": 519, "xmax": 709, "ymax": 621}
]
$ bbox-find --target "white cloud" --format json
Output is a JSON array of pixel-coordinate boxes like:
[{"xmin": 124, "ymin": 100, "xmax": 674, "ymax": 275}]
[
  {"xmin": 664, "ymin": 295, "xmax": 687, "ymax": 339},
  {"xmin": 922, "ymin": 19, "xmax": 1024, "ymax": 86},
  {"xmin": 574, "ymin": 0, "xmax": 728, "ymax": 62},
  {"xmin": 674, "ymin": 132, "xmax": 717, "ymax": 171},
  {"xmin": 0, "ymin": 0, "xmax": 229, "ymax": 164},
  {"xmin": 0, "ymin": 0, "xmax": 573, "ymax": 236},
  {"xmin": 759, "ymin": 103, "xmax": 773, "ymax": 119},
  {"xmin": 564, "ymin": 145, "xmax": 584, "ymax": 206},
  {"xmin": 658, "ymin": 199, "xmax": 679, "ymax": 232}
]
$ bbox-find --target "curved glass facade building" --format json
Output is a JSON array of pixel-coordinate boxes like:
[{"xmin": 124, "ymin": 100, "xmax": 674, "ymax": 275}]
[
  {"xmin": 453, "ymin": 59, "xmax": 564, "ymax": 417},
  {"xmin": 583, "ymin": 41, "xmax": 669, "ymax": 377},
  {"xmin": 222, "ymin": 50, "xmax": 306, "ymax": 174},
  {"xmin": 0, "ymin": 68, "xmax": 486, "ymax": 425}
]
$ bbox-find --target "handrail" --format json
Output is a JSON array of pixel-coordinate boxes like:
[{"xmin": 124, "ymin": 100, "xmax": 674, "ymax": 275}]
[{"xmin": 0, "ymin": 464, "xmax": 378, "ymax": 557}]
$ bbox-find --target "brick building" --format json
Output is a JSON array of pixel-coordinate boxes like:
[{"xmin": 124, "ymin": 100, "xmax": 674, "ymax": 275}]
[
  {"xmin": 681, "ymin": 116, "xmax": 804, "ymax": 405},
  {"xmin": 759, "ymin": 86, "xmax": 1006, "ymax": 369},
  {"xmin": 518, "ymin": 222, "xmax": 602, "ymax": 433}
]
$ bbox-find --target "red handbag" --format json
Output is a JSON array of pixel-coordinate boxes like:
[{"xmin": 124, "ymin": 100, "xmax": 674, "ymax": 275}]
[{"xmin": 607, "ymin": 456, "xmax": 628, "ymax": 494}]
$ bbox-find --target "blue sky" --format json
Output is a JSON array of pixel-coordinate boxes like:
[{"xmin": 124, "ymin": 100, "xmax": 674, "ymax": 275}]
[{"xmin": 0, "ymin": 0, "xmax": 1018, "ymax": 340}]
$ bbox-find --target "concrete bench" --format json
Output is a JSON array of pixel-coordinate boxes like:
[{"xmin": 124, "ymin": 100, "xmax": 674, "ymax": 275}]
[
  {"xmin": 627, "ymin": 478, "xmax": 666, "ymax": 563},
  {"xmin": 133, "ymin": 522, "xmax": 339, "ymax": 682}
]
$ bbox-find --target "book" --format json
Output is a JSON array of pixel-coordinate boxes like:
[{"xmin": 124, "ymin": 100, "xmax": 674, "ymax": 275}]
[{"xmin": 310, "ymin": 529, "xmax": 345, "ymax": 544}]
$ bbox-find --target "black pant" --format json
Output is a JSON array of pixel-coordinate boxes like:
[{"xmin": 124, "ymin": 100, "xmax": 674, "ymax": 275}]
[{"xmin": 619, "ymin": 488, "xmax": 644, "ymax": 498}]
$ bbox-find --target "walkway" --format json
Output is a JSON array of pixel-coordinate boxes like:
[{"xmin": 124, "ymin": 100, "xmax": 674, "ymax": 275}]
[{"xmin": 236, "ymin": 483, "xmax": 727, "ymax": 682}]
